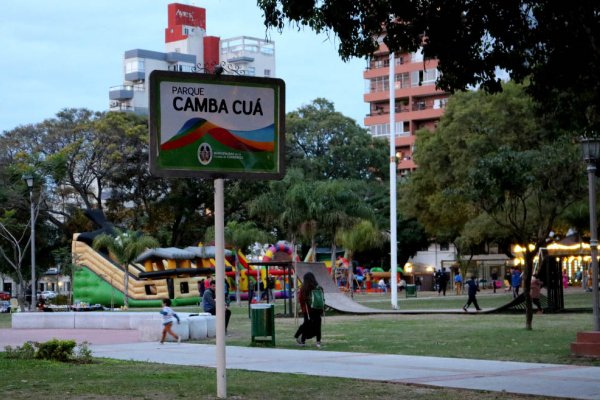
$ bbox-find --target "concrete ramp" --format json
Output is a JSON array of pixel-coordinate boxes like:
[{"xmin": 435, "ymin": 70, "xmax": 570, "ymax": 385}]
[{"xmin": 295, "ymin": 262, "xmax": 400, "ymax": 314}]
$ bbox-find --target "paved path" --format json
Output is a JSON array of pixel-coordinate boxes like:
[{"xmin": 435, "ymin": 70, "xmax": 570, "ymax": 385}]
[{"xmin": 2, "ymin": 328, "xmax": 600, "ymax": 399}]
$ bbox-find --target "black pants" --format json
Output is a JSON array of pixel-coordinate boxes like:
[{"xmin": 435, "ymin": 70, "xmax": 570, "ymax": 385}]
[
  {"xmin": 438, "ymin": 282, "xmax": 447, "ymax": 296},
  {"xmin": 464, "ymin": 295, "xmax": 481, "ymax": 310},
  {"xmin": 294, "ymin": 310, "xmax": 322, "ymax": 342},
  {"xmin": 532, "ymin": 297, "xmax": 543, "ymax": 311},
  {"xmin": 209, "ymin": 308, "xmax": 231, "ymax": 330}
]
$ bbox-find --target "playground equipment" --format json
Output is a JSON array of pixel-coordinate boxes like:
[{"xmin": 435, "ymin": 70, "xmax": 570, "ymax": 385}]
[{"xmin": 72, "ymin": 236, "xmax": 232, "ymax": 307}]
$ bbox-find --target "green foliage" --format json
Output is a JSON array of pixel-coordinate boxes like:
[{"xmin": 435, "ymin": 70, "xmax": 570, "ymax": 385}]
[
  {"xmin": 402, "ymin": 82, "xmax": 583, "ymax": 248},
  {"xmin": 205, "ymin": 220, "xmax": 274, "ymax": 252},
  {"xmin": 286, "ymin": 98, "xmax": 388, "ymax": 181},
  {"xmin": 336, "ymin": 219, "xmax": 381, "ymax": 255},
  {"xmin": 92, "ymin": 228, "xmax": 159, "ymax": 266},
  {"xmin": 4, "ymin": 341, "xmax": 36, "ymax": 359},
  {"xmin": 4, "ymin": 339, "xmax": 92, "ymax": 363},
  {"xmin": 35, "ymin": 338, "xmax": 77, "ymax": 362},
  {"xmin": 258, "ymin": 1, "xmax": 600, "ymax": 134}
]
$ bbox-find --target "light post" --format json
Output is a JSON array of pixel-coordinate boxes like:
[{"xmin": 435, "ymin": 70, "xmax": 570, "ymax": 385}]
[
  {"xmin": 23, "ymin": 175, "xmax": 36, "ymax": 311},
  {"xmin": 580, "ymin": 136, "xmax": 600, "ymax": 331}
]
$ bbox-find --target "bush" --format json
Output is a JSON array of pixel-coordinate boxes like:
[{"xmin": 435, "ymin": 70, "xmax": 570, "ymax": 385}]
[
  {"xmin": 4, "ymin": 341, "xmax": 36, "ymax": 359},
  {"xmin": 4, "ymin": 339, "xmax": 92, "ymax": 363},
  {"xmin": 35, "ymin": 338, "xmax": 76, "ymax": 362}
]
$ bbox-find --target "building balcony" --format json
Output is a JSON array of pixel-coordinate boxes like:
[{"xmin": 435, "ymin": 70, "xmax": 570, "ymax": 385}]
[
  {"xmin": 364, "ymin": 107, "xmax": 445, "ymax": 126},
  {"xmin": 109, "ymin": 86, "xmax": 133, "ymax": 101},
  {"xmin": 109, "ymin": 84, "xmax": 145, "ymax": 101}
]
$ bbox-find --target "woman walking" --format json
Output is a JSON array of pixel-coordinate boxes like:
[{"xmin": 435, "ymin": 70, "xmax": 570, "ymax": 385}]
[{"xmin": 294, "ymin": 272, "xmax": 323, "ymax": 348}]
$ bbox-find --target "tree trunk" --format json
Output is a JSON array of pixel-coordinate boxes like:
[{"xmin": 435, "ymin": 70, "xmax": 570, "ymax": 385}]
[{"xmin": 524, "ymin": 249, "xmax": 535, "ymax": 330}]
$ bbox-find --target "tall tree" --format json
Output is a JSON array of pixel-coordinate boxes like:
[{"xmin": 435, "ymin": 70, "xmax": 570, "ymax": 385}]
[{"xmin": 402, "ymin": 82, "xmax": 583, "ymax": 329}]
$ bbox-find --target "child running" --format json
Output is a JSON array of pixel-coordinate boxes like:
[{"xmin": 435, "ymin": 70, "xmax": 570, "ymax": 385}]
[{"xmin": 160, "ymin": 298, "xmax": 181, "ymax": 344}]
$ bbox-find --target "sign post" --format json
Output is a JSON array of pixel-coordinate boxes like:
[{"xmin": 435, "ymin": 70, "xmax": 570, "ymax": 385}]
[{"xmin": 149, "ymin": 71, "xmax": 285, "ymax": 398}]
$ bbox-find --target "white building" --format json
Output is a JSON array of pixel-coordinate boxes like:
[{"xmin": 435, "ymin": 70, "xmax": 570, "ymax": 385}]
[
  {"xmin": 109, "ymin": 3, "xmax": 275, "ymax": 115},
  {"xmin": 220, "ymin": 36, "xmax": 275, "ymax": 77}
]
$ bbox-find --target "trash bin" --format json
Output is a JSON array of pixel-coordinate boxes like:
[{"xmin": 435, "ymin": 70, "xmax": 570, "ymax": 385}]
[
  {"xmin": 251, "ymin": 303, "xmax": 275, "ymax": 345},
  {"xmin": 405, "ymin": 284, "xmax": 417, "ymax": 298}
]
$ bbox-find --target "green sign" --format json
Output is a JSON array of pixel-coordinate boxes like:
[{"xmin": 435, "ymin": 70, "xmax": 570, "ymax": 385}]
[{"xmin": 149, "ymin": 71, "xmax": 285, "ymax": 179}]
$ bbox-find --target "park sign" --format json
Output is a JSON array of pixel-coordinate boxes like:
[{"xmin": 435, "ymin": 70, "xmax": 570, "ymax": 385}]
[{"xmin": 149, "ymin": 70, "xmax": 285, "ymax": 179}]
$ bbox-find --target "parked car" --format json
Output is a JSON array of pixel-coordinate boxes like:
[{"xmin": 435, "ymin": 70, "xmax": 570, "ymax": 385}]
[
  {"xmin": 0, "ymin": 291, "xmax": 10, "ymax": 301},
  {"xmin": 0, "ymin": 300, "xmax": 10, "ymax": 313},
  {"xmin": 40, "ymin": 290, "xmax": 57, "ymax": 299}
]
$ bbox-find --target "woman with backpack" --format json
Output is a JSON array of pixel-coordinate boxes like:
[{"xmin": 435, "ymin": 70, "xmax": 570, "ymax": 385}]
[{"xmin": 294, "ymin": 271, "xmax": 324, "ymax": 348}]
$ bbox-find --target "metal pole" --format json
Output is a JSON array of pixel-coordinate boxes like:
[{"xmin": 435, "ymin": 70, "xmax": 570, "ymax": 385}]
[
  {"xmin": 30, "ymin": 187, "xmax": 36, "ymax": 311},
  {"xmin": 389, "ymin": 51, "xmax": 398, "ymax": 309},
  {"xmin": 587, "ymin": 164, "xmax": 600, "ymax": 331},
  {"xmin": 214, "ymin": 178, "xmax": 227, "ymax": 397}
]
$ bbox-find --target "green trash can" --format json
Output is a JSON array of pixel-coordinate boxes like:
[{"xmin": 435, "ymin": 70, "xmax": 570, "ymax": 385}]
[
  {"xmin": 251, "ymin": 303, "xmax": 275, "ymax": 345},
  {"xmin": 406, "ymin": 284, "xmax": 417, "ymax": 298}
]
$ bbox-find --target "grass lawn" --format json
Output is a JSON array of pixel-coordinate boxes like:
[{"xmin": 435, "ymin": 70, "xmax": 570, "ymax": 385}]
[
  {"xmin": 1, "ymin": 356, "xmax": 554, "ymax": 400},
  {"xmin": 0, "ymin": 288, "xmax": 595, "ymax": 399}
]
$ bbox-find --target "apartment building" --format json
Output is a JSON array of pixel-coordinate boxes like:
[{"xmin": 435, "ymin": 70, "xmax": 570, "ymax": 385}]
[
  {"xmin": 109, "ymin": 3, "xmax": 275, "ymax": 115},
  {"xmin": 363, "ymin": 43, "xmax": 449, "ymax": 176}
]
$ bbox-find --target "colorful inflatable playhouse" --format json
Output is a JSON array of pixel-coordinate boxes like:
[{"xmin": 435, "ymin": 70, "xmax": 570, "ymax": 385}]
[{"xmin": 72, "ymin": 233, "xmax": 233, "ymax": 308}]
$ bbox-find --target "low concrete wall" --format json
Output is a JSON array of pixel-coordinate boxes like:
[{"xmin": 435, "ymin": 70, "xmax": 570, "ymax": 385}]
[{"xmin": 12, "ymin": 312, "xmax": 215, "ymax": 342}]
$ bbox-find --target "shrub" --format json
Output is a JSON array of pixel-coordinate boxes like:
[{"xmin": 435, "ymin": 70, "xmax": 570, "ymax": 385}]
[
  {"xmin": 35, "ymin": 338, "xmax": 77, "ymax": 362},
  {"xmin": 3, "ymin": 339, "xmax": 91, "ymax": 363},
  {"xmin": 4, "ymin": 341, "xmax": 36, "ymax": 359}
]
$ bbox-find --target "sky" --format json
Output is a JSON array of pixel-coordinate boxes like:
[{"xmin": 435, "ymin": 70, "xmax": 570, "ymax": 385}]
[{"xmin": 0, "ymin": 0, "xmax": 368, "ymax": 133}]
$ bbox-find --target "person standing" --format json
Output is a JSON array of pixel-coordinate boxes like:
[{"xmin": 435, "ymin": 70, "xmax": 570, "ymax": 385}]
[
  {"xmin": 491, "ymin": 269, "xmax": 499, "ymax": 293},
  {"xmin": 294, "ymin": 272, "xmax": 323, "ymax": 348},
  {"xmin": 159, "ymin": 298, "xmax": 181, "ymax": 344},
  {"xmin": 463, "ymin": 275, "xmax": 482, "ymax": 312},
  {"xmin": 454, "ymin": 270, "xmax": 463, "ymax": 296},
  {"xmin": 511, "ymin": 268, "xmax": 522, "ymax": 298},
  {"xmin": 203, "ymin": 280, "xmax": 231, "ymax": 334},
  {"xmin": 504, "ymin": 268, "xmax": 513, "ymax": 293},
  {"xmin": 531, "ymin": 274, "xmax": 544, "ymax": 313},
  {"xmin": 438, "ymin": 267, "xmax": 449, "ymax": 296}
]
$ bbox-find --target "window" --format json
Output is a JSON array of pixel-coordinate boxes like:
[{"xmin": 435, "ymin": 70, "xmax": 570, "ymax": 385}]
[
  {"xmin": 264, "ymin": 69, "xmax": 271, "ymax": 77},
  {"xmin": 393, "ymin": 72, "xmax": 410, "ymax": 89},
  {"xmin": 180, "ymin": 282, "xmax": 189, "ymax": 294},
  {"xmin": 440, "ymin": 243, "xmax": 450, "ymax": 251},
  {"xmin": 369, "ymin": 123, "xmax": 406, "ymax": 137},
  {"xmin": 422, "ymin": 68, "xmax": 438, "ymax": 83},
  {"xmin": 369, "ymin": 76, "xmax": 389, "ymax": 93},
  {"xmin": 145, "ymin": 284, "xmax": 157, "ymax": 295},
  {"xmin": 125, "ymin": 59, "xmax": 144, "ymax": 74}
]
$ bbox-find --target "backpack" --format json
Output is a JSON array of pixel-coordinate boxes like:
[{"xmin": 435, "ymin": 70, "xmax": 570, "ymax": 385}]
[{"xmin": 310, "ymin": 286, "xmax": 325, "ymax": 310}]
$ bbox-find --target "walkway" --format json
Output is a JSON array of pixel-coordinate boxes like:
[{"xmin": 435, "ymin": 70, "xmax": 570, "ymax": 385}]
[{"xmin": 2, "ymin": 328, "xmax": 600, "ymax": 399}]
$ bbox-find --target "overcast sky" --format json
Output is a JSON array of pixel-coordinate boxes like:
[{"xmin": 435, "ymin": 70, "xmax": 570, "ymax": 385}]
[{"xmin": 0, "ymin": 0, "xmax": 367, "ymax": 133}]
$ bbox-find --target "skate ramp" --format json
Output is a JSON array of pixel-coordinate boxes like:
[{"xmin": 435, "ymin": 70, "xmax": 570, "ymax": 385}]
[{"xmin": 295, "ymin": 262, "xmax": 400, "ymax": 314}]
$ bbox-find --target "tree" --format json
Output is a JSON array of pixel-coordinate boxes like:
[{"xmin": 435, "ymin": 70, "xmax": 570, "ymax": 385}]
[
  {"xmin": 335, "ymin": 219, "xmax": 382, "ymax": 297},
  {"xmin": 92, "ymin": 229, "xmax": 159, "ymax": 309},
  {"xmin": 402, "ymin": 82, "xmax": 583, "ymax": 329},
  {"xmin": 0, "ymin": 210, "xmax": 35, "ymax": 311},
  {"xmin": 286, "ymin": 98, "xmax": 388, "ymax": 181},
  {"xmin": 258, "ymin": 1, "xmax": 600, "ymax": 133}
]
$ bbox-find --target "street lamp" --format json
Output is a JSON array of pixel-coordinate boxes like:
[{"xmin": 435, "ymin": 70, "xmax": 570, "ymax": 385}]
[
  {"xmin": 22, "ymin": 174, "xmax": 36, "ymax": 311},
  {"xmin": 580, "ymin": 136, "xmax": 600, "ymax": 331}
]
